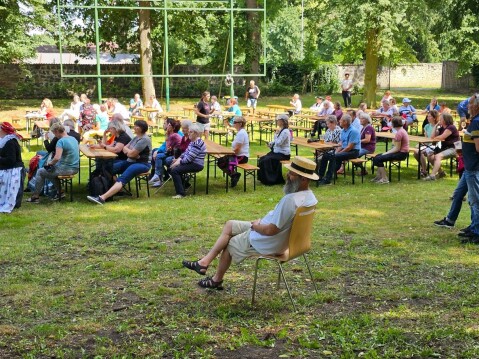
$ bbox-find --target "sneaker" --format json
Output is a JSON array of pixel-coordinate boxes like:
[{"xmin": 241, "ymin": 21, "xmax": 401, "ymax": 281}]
[
  {"xmin": 460, "ymin": 226, "xmax": 471, "ymax": 234},
  {"xmin": 317, "ymin": 179, "xmax": 331, "ymax": 186},
  {"xmin": 370, "ymin": 177, "xmax": 380, "ymax": 183},
  {"xmin": 423, "ymin": 175, "xmax": 436, "ymax": 181},
  {"xmin": 172, "ymin": 194, "xmax": 185, "ymax": 199},
  {"xmin": 151, "ymin": 180, "xmax": 163, "ymax": 188},
  {"xmin": 87, "ymin": 195, "xmax": 105, "ymax": 205},
  {"xmin": 460, "ymin": 236, "xmax": 479, "ymax": 244},
  {"xmin": 231, "ymin": 173, "xmax": 241, "ymax": 188},
  {"xmin": 376, "ymin": 178, "xmax": 390, "ymax": 184},
  {"xmin": 26, "ymin": 196, "xmax": 40, "ymax": 203},
  {"xmin": 148, "ymin": 174, "xmax": 160, "ymax": 184},
  {"xmin": 437, "ymin": 171, "xmax": 447, "ymax": 179},
  {"xmin": 420, "ymin": 170, "xmax": 428, "ymax": 178},
  {"xmin": 434, "ymin": 218, "xmax": 454, "ymax": 229},
  {"xmin": 51, "ymin": 192, "xmax": 66, "ymax": 201},
  {"xmin": 458, "ymin": 231, "xmax": 475, "ymax": 238}
]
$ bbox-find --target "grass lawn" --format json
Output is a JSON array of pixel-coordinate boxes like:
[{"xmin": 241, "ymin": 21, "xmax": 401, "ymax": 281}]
[{"xmin": 1, "ymin": 90, "xmax": 478, "ymax": 358}]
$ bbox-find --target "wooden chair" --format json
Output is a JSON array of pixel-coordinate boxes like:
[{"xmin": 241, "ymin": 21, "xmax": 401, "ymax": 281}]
[
  {"xmin": 57, "ymin": 174, "xmax": 76, "ymax": 202},
  {"xmin": 250, "ymin": 206, "xmax": 318, "ymax": 310}
]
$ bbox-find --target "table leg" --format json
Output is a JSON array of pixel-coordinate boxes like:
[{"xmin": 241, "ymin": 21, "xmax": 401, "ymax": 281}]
[{"xmin": 206, "ymin": 154, "xmax": 210, "ymax": 194}]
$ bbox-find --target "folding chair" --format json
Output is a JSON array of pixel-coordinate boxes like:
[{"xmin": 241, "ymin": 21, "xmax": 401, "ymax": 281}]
[{"xmin": 251, "ymin": 206, "xmax": 318, "ymax": 310}]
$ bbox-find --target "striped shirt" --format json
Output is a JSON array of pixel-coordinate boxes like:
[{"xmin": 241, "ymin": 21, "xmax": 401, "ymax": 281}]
[{"xmin": 180, "ymin": 138, "xmax": 206, "ymax": 167}]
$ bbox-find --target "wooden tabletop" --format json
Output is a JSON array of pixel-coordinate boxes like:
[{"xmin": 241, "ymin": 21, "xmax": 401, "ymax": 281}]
[
  {"xmin": 292, "ymin": 137, "xmax": 339, "ymax": 150},
  {"xmin": 204, "ymin": 140, "xmax": 234, "ymax": 155},
  {"xmin": 376, "ymin": 132, "xmax": 433, "ymax": 143},
  {"xmin": 34, "ymin": 120, "xmax": 50, "ymax": 129},
  {"xmin": 79, "ymin": 144, "xmax": 118, "ymax": 159},
  {"xmin": 266, "ymin": 104, "xmax": 294, "ymax": 111},
  {"xmin": 139, "ymin": 107, "xmax": 159, "ymax": 113}
]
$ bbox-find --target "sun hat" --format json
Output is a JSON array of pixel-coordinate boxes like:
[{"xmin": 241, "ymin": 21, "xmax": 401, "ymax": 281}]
[
  {"xmin": 315, "ymin": 96, "xmax": 324, "ymax": 100},
  {"xmin": 284, "ymin": 156, "xmax": 319, "ymax": 181},
  {"xmin": 402, "ymin": 98, "xmax": 411, "ymax": 103}
]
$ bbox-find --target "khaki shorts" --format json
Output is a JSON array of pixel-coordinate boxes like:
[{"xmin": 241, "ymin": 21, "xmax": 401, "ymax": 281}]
[
  {"xmin": 438, "ymin": 147, "xmax": 456, "ymax": 159},
  {"xmin": 196, "ymin": 122, "xmax": 211, "ymax": 133},
  {"xmin": 227, "ymin": 220, "xmax": 260, "ymax": 264}
]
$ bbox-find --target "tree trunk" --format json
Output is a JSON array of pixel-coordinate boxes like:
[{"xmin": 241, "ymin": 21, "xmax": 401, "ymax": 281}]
[
  {"xmin": 364, "ymin": 28, "xmax": 380, "ymax": 108},
  {"xmin": 245, "ymin": 0, "xmax": 261, "ymax": 82},
  {"xmin": 139, "ymin": 1, "xmax": 156, "ymax": 103}
]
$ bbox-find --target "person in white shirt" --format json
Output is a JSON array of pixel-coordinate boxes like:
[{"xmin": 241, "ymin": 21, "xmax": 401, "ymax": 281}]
[
  {"xmin": 148, "ymin": 94, "xmax": 163, "ymax": 122},
  {"xmin": 289, "ymin": 94, "xmax": 302, "ymax": 115},
  {"xmin": 309, "ymin": 96, "xmax": 324, "ymax": 113},
  {"xmin": 60, "ymin": 94, "xmax": 83, "ymax": 121},
  {"xmin": 341, "ymin": 73, "xmax": 353, "ymax": 108},
  {"xmin": 181, "ymin": 156, "xmax": 318, "ymax": 290},
  {"xmin": 109, "ymin": 98, "xmax": 130, "ymax": 123}
]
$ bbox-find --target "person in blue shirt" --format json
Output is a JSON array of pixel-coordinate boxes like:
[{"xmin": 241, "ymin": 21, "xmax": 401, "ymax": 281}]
[
  {"xmin": 317, "ymin": 114, "xmax": 361, "ymax": 185},
  {"xmin": 223, "ymin": 98, "xmax": 242, "ymax": 128},
  {"xmin": 457, "ymin": 98, "xmax": 470, "ymax": 127},
  {"xmin": 129, "ymin": 93, "xmax": 143, "ymax": 116},
  {"xmin": 398, "ymin": 98, "xmax": 417, "ymax": 126},
  {"xmin": 422, "ymin": 97, "xmax": 441, "ymax": 134}
]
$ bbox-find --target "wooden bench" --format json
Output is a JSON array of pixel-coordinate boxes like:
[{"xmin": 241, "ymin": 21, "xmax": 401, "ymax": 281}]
[
  {"xmin": 368, "ymin": 153, "xmax": 405, "ymax": 182},
  {"xmin": 236, "ymin": 163, "xmax": 259, "ymax": 192},
  {"xmin": 57, "ymin": 174, "xmax": 76, "ymax": 202},
  {"xmin": 17, "ymin": 131, "xmax": 32, "ymax": 151},
  {"xmin": 350, "ymin": 158, "xmax": 368, "ymax": 184}
]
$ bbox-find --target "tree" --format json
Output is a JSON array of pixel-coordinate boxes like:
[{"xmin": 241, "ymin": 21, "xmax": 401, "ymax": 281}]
[
  {"xmin": 312, "ymin": 0, "xmax": 438, "ymax": 107},
  {"xmin": 138, "ymin": 1, "xmax": 155, "ymax": 102},
  {"xmin": 0, "ymin": 1, "xmax": 53, "ymax": 63}
]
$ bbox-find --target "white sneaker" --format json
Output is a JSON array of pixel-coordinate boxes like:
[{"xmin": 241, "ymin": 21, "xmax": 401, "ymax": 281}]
[
  {"xmin": 172, "ymin": 194, "xmax": 185, "ymax": 199},
  {"xmin": 370, "ymin": 177, "xmax": 380, "ymax": 183},
  {"xmin": 376, "ymin": 178, "xmax": 390, "ymax": 184},
  {"xmin": 148, "ymin": 174, "xmax": 159, "ymax": 184},
  {"xmin": 152, "ymin": 180, "xmax": 163, "ymax": 188}
]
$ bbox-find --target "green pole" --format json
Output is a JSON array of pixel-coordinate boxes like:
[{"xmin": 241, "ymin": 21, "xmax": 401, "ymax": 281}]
[
  {"xmin": 94, "ymin": 0, "xmax": 102, "ymax": 102},
  {"xmin": 164, "ymin": 0, "xmax": 170, "ymax": 111},
  {"xmin": 229, "ymin": 0, "xmax": 234, "ymax": 98}
]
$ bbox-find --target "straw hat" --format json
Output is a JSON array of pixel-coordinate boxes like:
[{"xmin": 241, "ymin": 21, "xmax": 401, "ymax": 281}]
[{"xmin": 284, "ymin": 156, "xmax": 319, "ymax": 181}]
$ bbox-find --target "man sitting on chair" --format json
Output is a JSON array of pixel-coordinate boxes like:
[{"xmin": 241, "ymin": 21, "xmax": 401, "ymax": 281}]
[{"xmin": 182, "ymin": 156, "xmax": 318, "ymax": 289}]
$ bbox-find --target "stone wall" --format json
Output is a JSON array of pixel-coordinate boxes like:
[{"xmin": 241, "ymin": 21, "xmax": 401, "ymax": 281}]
[{"xmin": 0, "ymin": 62, "xmax": 474, "ymax": 99}]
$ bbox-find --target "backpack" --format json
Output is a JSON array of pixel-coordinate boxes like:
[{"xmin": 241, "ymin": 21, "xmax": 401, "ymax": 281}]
[{"xmin": 88, "ymin": 174, "xmax": 111, "ymax": 198}]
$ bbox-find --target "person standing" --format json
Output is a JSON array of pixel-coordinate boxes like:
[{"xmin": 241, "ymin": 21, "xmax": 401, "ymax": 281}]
[
  {"xmin": 194, "ymin": 91, "xmax": 212, "ymax": 139},
  {"xmin": 245, "ymin": 80, "xmax": 260, "ymax": 113},
  {"xmin": 458, "ymin": 94, "xmax": 479, "ymax": 244},
  {"xmin": 341, "ymin": 73, "xmax": 353, "ymax": 108}
]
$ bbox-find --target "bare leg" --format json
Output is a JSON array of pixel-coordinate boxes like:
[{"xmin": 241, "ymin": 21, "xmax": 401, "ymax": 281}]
[
  {"xmin": 377, "ymin": 167, "xmax": 387, "ymax": 180},
  {"xmin": 212, "ymin": 248, "xmax": 232, "ymax": 282},
  {"xmin": 431, "ymin": 153, "xmax": 443, "ymax": 176},
  {"xmin": 100, "ymin": 181, "xmax": 123, "ymax": 201},
  {"xmin": 198, "ymin": 220, "xmax": 234, "ymax": 267}
]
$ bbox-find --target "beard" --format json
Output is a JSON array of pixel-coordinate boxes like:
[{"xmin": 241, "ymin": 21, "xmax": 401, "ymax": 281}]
[{"xmin": 283, "ymin": 175, "xmax": 301, "ymax": 194}]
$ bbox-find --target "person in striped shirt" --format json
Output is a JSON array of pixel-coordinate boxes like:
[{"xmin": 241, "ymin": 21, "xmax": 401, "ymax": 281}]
[{"xmin": 169, "ymin": 124, "xmax": 206, "ymax": 198}]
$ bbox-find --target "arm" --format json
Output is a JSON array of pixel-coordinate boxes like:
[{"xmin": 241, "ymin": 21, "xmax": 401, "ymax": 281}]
[
  {"xmin": 475, "ymin": 137, "xmax": 479, "ymax": 153},
  {"xmin": 383, "ymin": 140, "xmax": 401, "ymax": 155},
  {"xmin": 337, "ymin": 142, "xmax": 355, "ymax": 153},
  {"xmin": 49, "ymin": 147, "xmax": 63, "ymax": 165},
  {"xmin": 432, "ymin": 129, "xmax": 452, "ymax": 141},
  {"xmin": 256, "ymin": 86, "xmax": 260, "ymax": 98},
  {"xmin": 250, "ymin": 220, "xmax": 281, "ymax": 236},
  {"xmin": 361, "ymin": 133, "xmax": 371, "ymax": 144}
]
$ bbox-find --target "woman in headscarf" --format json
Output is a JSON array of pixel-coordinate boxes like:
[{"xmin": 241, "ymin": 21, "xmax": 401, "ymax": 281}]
[{"xmin": 0, "ymin": 122, "xmax": 25, "ymax": 213}]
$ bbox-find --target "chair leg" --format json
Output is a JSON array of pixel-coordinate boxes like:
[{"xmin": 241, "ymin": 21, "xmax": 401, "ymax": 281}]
[
  {"xmin": 275, "ymin": 262, "xmax": 297, "ymax": 311},
  {"xmin": 252, "ymin": 257, "xmax": 261, "ymax": 305},
  {"xmin": 303, "ymin": 254, "xmax": 319, "ymax": 294}
]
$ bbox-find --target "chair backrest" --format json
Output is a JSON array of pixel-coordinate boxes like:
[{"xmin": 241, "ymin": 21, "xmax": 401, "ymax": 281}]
[{"xmin": 287, "ymin": 206, "xmax": 316, "ymax": 260}]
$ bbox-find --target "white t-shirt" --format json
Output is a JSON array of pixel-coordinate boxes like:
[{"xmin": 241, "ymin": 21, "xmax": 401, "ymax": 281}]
[
  {"xmin": 114, "ymin": 102, "xmax": 131, "ymax": 120},
  {"xmin": 249, "ymin": 190, "xmax": 318, "ymax": 255},
  {"xmin": 211, "ymin": 101, "xmax": 222, "ymax": 112},
  {"xmin": 152, "ymin": 99, "xmax": 163, "ymax": 112},
  {"xmin": 232, "ymin": 128, "xmax": 249, "ymax": 158},
  {"xmin": 341, "ymin": 79, "xmax": 353, "ymax": 91},
  {"xmin": 292, "ymin": 99, "xmax": 302, "ymax": 113}
]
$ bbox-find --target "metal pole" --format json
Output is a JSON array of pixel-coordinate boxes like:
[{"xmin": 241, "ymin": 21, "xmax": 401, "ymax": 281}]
[
  {"xmin": 164, "ymin": 0, "xmax": 170, "ymax": 111},
  {"xmin": 301, "ymin": 0, "xmax": 304, "ymax": 60},
  {"xmin": 94, "ymin": 0, "xmax": 102, "ymax": 102},
  {"xmin": 229, "ymin": 0, "xmax": 234, "ymax": 98}
]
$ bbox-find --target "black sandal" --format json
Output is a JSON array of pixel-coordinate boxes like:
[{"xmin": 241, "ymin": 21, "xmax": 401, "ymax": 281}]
[
  {"xmin": 198, "ymin": 276, "xmax": 223, "ymax": 290},
  {"xmin": 182, "ymin": 260, "xmax": 208, "ymax": 275}
]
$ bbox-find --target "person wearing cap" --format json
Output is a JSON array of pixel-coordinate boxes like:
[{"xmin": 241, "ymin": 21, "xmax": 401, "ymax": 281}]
[
  {"xmin": 317, "ymin": 114, "xmax": 360, "ymax": 185},
  {"xmin": 341, "ymin": 73, "xmax": 353, "ymax": 108},
  {"xmin": 27, "ymin": 123, "xmax": 79, "ymax": 203},
  {"xmin": 0, "ymin": 122, "xmax": 25, "ymax": 213},
  {"xmin": 181, "ymin": 156, "xmax": 318, "ymax": 289},
  {"xmin": 311, "ymin": 100, "xmax": 334, "ymax": 137},
  {"xmin": 258, "ymin": 114, "xmax": 291, "ymax": 185},
  {"xmin": 398, "ymin": 98, "xmax": 417, "ymax": 126},
  {"xmin": 310, "ymin": 96, "xmax": 324, "ymax": 112},
  {"xmin": 454, "ymin": 93, "xmax": 479, "ymax": 244}
]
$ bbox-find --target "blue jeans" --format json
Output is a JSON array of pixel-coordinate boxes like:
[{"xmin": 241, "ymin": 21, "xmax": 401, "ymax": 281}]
[
  {"xmin": 358, "ymin": 148, "xmax": 372, "ymax": 158},
  {"xmin": 319, "ymin": 150, "xmax": 359, "ymax": 181},
  {"xmin": 464, "ymin": 170, "xmax": 479, "ymax": 235},
  {"xmin": 154, "ymin": 152, "xmax": 168, "ymax": 178},
  {"xmin": 114, "ymin": 160, "xmax": 151, "ymax": 185},
  {"xmin": 446, "ymin": 174, "xmax": 468, "ymax": 223}
]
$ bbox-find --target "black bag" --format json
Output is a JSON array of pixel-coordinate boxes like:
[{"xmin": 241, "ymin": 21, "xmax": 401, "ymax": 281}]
[{"xmin": 88, "ymin": 174, "xmax": 111, "ymax": 197}]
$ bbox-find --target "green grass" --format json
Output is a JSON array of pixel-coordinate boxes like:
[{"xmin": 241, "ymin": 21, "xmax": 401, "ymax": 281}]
[{"xmin": 1, "ymin": 91, "xmax": 478, "ymax": 357}]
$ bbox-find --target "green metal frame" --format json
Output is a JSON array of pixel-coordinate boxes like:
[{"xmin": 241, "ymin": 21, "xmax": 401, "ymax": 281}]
[{"xmin": 56, "ymin": 0, "xmax": 267, "ymax": 109}]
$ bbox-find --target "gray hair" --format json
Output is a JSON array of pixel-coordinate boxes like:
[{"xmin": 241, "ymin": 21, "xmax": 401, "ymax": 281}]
[
  {"xmin": 325, "ymin": 115, "xmax": 337, "ymax": 124},
  {"xmin": 359, "ymin": 112, "xmax": 372, "ymax": 124},
  {"xmin": 189, "ymin": 123, "xmax": 202, "ymax": 134},
  {"xmin": 108, "ymin": 118, "xmax": 126, "ymax": 133},
  {"xmin": 323, "ymin": 100, "xmax": 331, "ymax": 108},
  {"xmin": 181, "ymin": 119, "xmax": 193, "ymax": 129},
  {"xmin": 341, "ymin": 114, "xmax": 352, "ymax": 125},
  {"xmin": 111, "ymin": 113, "xmax": 125, "ymax": 122},
  {"xmin": 63, "ymin": 119, "xmax": 76, "ymax": 130},
  {"xmin": 50, "ymin": 123, "xmax": 65, "ymax": 133}
]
